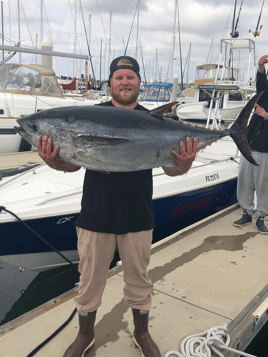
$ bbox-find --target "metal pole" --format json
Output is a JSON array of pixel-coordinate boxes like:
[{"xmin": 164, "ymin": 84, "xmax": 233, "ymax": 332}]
[
  {"xmin": 40, "ymin": 0, "xmax": 43, "ymax": 44},
  {"xmin": 100, "ymin": 38, "xmax": 102, "ymax": 87},
  {"xmin": 0, "ymin": 44, "xmax": 91, "ymax": 60},
  {"xmin": 9, "ymin": 0, "xmax": 11, "ymax": 45},
  {"xmin": 18, "ymin": 0, "xmax": 21, "ymax": 63},
  {"xmin": 35, "ymin": 33, "xmax": 38, "ymax": 64},
  {"xmin": 1, "ymin": 1, "xmax": 4, "ymax": 61},
  {"xmin": 85, "ymin": 60, "xmax": 88, "ymax": 93},
  {"xmin": 88, "ymin": 15, "xmax": 91, "ymax": 50},
  {"xmin": 171, "ymin": 74, "xmax": 178, "ymax": 115},
  {"xmin": 135, "ymin": 0, "xmax": 140, "ymax": 60},
  {"xmin": 74, "ymin": 0, "xmax": 77, "ymax": 80},
  {"xmin": 108, "ymin": 11, "xmax": 112, "ymax": 76},
  {"xmin": 155, "ymin": 49, "xmax": 158, "ymax": 82},
  {"xmin": 170, "ymin": 0, "xmax": 178, "ymax": 81}
]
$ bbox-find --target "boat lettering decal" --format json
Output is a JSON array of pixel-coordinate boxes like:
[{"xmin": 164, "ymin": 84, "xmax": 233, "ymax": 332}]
[
  {"xmin": 57, "ymin": 216, "xmax": 75, "ymax": 224},
  {"xmin": 172, "ymin": 197, "xmax": 212, "ymax": 217},
  {"xmin": 205, "ymin": 173, "xmax": 220, "ymax": 182}
]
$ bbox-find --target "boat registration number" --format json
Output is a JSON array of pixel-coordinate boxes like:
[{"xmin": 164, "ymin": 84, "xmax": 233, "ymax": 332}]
[{"xmin": 205, "ymin": 173, "xmax": 220, "ymax": 182}]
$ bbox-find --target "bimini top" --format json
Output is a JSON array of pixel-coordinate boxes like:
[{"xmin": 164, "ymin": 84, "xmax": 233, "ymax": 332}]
[{"xmin": 0, "ymin": 63, "xmax": 64, "ymax": 97}]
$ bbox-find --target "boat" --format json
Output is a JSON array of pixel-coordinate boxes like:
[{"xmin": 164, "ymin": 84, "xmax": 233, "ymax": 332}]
[
  {"xmin": 0, "ymin": 63, "xmax": 102, "ymax": 154},
  {"xmin": 177, "ymin": 81, "xmax": 255, "ymax": 124},
  {"xmin": 0, "ymin": 136, "xmax": 240, "ymax": 272},
  {"xmin": 176, "ymin": 38, "xmax": 256, "ymax": 125},
  {"xmin": 140, "ymin": 81, "xmax": 188, "ymax": 110}
]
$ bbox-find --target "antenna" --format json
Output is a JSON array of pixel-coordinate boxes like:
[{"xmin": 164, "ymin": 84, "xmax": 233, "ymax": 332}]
[
  {"xmin": 253, "ymin": 0, "xmax": 265, "ymax": 37},
  {"xmin": 230, "ymin": 0, "xmax": 242, "ymax": 38}
]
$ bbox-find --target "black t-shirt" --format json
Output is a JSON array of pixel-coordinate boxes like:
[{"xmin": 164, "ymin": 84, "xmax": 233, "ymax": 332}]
[
  {"xmin": 247, "ymin": 71, "xmax": 268, "ymax": 153},
  {"xmin": 75, "ymin": 101, "xmax": 155, "ymax": 234}
]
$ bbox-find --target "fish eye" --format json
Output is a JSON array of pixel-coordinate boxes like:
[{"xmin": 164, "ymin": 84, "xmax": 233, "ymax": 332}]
[{"xmin": 31, "ymin": 124, "xmax": 38, "ymax": 132}]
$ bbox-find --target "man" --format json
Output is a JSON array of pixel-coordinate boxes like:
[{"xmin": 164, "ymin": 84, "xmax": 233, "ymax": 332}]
[
  {"xmin": 37, "ymin": 56, "xmax": 197, "ymax": 357},
  {"xmin": 233, "ymin": 54, "xmax": 268, "ymax": 234}
]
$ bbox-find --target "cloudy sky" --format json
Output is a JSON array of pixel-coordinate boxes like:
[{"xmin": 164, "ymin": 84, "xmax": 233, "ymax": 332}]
[{"xmin": 2, "ymin": 0, "xmax": 267, "ymax": 83}]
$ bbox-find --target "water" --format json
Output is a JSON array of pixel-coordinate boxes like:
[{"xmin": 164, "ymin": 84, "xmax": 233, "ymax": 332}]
[{"xmin": 0, "ymin": 261, "xmax": 79, "ymax": 325}]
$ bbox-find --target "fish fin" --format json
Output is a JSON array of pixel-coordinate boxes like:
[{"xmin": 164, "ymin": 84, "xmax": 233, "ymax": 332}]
[
  {"xmin": 150, "ymin": 102, "xmax": 178, "ymax": 116},
  {"xmin": 74, "ymin": 135, "xmax": 129, "ymax": 147},
  {"xmin": 229, "ymin": 91, "xmax": 264, "ymax": 166}
]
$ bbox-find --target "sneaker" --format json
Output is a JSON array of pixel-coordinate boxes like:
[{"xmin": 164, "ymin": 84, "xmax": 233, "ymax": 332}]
[
  {"xmin": 233, "ymin": 209, "xmax": 252, "ymax": 227},
  {"xmin": 256, "ymin": 214, "xmax": 268, "ymax": 234}
]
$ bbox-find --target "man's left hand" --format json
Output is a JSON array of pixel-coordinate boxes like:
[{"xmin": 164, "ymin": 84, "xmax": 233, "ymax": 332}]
[
  {"xmin": 163, "ymin": 137, "xmax": 198, "ymax": 176},
  {"xmin": 253, "ymin": 103, "xmax": 267, "ymax": 118}
]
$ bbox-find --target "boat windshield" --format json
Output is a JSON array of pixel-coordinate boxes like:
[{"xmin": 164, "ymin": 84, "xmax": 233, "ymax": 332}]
[
  {"xmin": 0, "ymin": 64, "xmax": 63, "ymax": 97},
  {"xmin": 141, "ymin": 85, "xmax": 172, "ymax": 102},
  {"xmin": 33, "ymin": 75, "xmax": 63, "ymax": 96},
  {"xmin": 0, "ymin": 63, "xmax": 18, "ymax": 84}
]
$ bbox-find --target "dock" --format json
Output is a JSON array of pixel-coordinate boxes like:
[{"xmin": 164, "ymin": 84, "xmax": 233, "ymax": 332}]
[{"xmin": 1, "ymin": 204, "xmax": 268, "ymax": 357}]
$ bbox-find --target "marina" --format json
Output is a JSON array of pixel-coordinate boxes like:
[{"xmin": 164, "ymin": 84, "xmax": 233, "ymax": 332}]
[
  {"xmin": 0, "ymin": 0, "xmax": 268, "ymax": 356},
  {"xmin": 1, "ymin": 204, "xmax": 268, "ymax": 356}
]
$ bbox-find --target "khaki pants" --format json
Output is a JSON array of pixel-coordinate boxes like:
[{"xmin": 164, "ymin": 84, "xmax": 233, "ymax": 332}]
[{"xmin": 75, "ymin": 227, "xmax": 154, "ymax": 313}]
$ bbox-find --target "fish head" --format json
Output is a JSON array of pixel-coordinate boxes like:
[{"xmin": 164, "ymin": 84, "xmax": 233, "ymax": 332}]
[{"xmin": 15, "ymin": 113, "xmax": 75, "ymax": 160}]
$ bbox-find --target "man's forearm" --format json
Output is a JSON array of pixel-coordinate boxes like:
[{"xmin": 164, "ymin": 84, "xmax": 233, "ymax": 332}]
[
  {"xmin": 56, "ymin": 160, "xmax": 81, "ymax": 172},
  {"xmin": 162, "ymin": 165, "xmax": 191, "ymax": 177},
  {"xmin": 45, "ymin": 157, "xmax": 80, "ymax": 172}
]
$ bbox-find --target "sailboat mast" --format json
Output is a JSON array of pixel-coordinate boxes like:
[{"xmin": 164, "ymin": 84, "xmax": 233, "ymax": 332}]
[
  {"xmin": 73, "ymin": 0, "xmax": 77, "ymax": 80},
  {"xmin": 17, "ymin": 0, "xmax": 21, "ymax": 63},
  {"xmin": 139, "ymin": 38, "xmax": 147, "ymax": 84},
  {"xmin": 108, "ymin": 10, "xmax": 112, "ymax": 76},
  {"xmin": 1, "ymin": 1, "xmax": 4, "ymax": 61},
  {"xmin": 100, "ymin": 38, "xmax": 102, "ymax": 87},
  {"xmin": 88, "ymin": 15, "xmax": 91, "ymax": 50},
  {"xmin": 170, "ymin": 0, "xmax": 178, "ymax": 81},
  {"xmin": 184, "ymin": 43, "xmax": 191, "ymax": 87},
  {"xmin": 177, "ymin": 1, "xmax": 183, "ymax": 90},
  {"xmin": 155, "ymin": 49, "xmax": 158, "ymax": 81},
  {"xmin": 135, "ymin": 0, "xmax": 140, "ymax": 60},
  {"xmin": 40, "ymin": 0, "xmax": 43, "ymax": 43}
]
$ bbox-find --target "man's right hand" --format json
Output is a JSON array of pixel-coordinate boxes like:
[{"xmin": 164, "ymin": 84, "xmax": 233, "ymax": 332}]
[
  {"xmin": 37, "ymin": 135, "xmax": 62, "ymax": 169},
  {"xmin": 36, "ymin": 136, "xmax": 80, "ymax": 172}
]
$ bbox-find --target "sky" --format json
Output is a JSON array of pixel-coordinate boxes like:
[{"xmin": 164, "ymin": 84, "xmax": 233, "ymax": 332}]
[{"xmin": 1, "ymin": 0, "xmax": 267, "ymax": 84}]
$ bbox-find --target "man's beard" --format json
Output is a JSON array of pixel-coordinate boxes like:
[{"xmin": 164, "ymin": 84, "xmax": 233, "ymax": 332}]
[{"xmin": 111, "ymin": 88, "xmax": 139, "ymax": 105}]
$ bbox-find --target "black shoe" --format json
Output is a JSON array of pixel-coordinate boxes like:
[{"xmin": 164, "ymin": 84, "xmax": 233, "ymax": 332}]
[
  {"xmin": 233, "ymin": 210, "xmax": 252, "ymax": 227},
  {"xmin": 256, "ymin": 215, "xmax": 268, "ymax": 234}
]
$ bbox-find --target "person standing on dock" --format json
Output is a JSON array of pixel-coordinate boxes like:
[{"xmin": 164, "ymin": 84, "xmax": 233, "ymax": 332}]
[
  {"xmin": 37, "ymin": 55, "xmax": 197, "ymax": 357},
  {"xmin": 233, "ymin": 54, "xmax": 268, "ymax": 234}
]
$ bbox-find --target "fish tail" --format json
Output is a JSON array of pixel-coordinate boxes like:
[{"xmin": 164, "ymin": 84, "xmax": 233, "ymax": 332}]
[{"xmin": 229, "ymin": 91, "xmax": 264, "ymax": 166}]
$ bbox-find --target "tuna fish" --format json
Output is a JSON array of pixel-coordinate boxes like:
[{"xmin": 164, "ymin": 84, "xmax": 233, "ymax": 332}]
[{"xmin": 15, "ymin": 92, "xmax": 262, "ymax": 172}]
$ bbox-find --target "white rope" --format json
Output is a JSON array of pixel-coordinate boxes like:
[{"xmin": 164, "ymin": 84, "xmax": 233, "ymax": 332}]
[{"xmin": 164, "ymin": 325, "xmax": 257, "ymax": 357}]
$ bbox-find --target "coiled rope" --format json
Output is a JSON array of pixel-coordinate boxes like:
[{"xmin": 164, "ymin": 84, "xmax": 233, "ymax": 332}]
[{"xmin": 164, "ymin": 325, "xmax": 257, "ymax": 357}]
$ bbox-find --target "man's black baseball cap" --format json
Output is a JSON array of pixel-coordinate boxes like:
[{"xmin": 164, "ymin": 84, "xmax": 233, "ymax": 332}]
[{"xmin": 108, "ymin": 56, "xmax": 141, "ymax": 85}]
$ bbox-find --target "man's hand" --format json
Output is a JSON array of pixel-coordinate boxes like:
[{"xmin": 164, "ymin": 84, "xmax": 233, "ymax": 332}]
[
  {"xmin": 258, "ymin": 55, "xmax": 268, "ymax": 73},
  {"xmin": 37, "ymin": 136, "xmax": 80, "ymax": 172},
  {"xmin": 253, "ymin": 103, "xmax": 267, "ymax": 118},
  {"xmin": 163, "ymin": 137, "xmax": 198, "ymax": 176}
]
